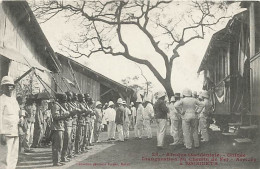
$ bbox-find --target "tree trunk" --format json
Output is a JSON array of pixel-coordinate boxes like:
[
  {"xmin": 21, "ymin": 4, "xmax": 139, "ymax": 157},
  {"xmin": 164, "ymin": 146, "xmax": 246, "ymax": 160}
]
[{"xmin": 162, "ymin": 79, "xmax": 174, "ymax": 99}]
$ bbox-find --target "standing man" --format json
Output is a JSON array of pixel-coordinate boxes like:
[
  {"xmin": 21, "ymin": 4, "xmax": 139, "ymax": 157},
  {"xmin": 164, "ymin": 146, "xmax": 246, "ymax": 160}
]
[
  {"xmin": 106, "ymin": 101, "xmax": 116, "ymax": 141},
  {"xmin": 83, "ymin": 93, "xmax": 93, "ymax": 150},
  {"xmin": 143, "ymin": 95, "xmax": 154, "ymax": 139},
  {"xmin": 122, "ymin": 101, "xmax": 130, "ymax": 140},
  {"xmin": 199, "ymin": 91, "xmax": 212, "ymax": 142},
  {"xmin": 0, "ymin": 76, "xmax": 20, "ymax": 169},
  {"xmin": 87, "ymin": 97, "xmax": 95, "ymax": 146},
  {"xmin": 51, "ymin": 93, "xmax": 70, "ymax": 166},
  {"xmin": 130, "ymin": 102, "xmax": 136, "ymax": 130},
  {"xmin": 175, "ymin": 88, "xmax": 203, "ymax": 150},
  {"xmin": 168, "ymin": 95, "xmax": 183, "ymax": 146},
  {"xmin": 134, "ymin": 96, "xmax": 144, "ymax": 139},
  {"xmin": 154, "ymin": 91, "xmax": 169, "ymax": 150},
  {"xmin": 94, "ymin": 101, "xmax": 103, "ymax": 143},
  {"xmin": 115, "ymin": 98, "xmax": 125, "ymax": 142},
  {"xmin": 66, "ymin": 92, "xmax": 78, "ymax": 158},
  {"xmin": 61, "ymin": 93, "xmax": 73, "ymax": 162},
  {"xmin": 32, "ymin": 96, "xmax": 45, "ymax": 148},
  {"xmin": 23, "ymin": 95, "xmax": 37, "ymax": 153}
]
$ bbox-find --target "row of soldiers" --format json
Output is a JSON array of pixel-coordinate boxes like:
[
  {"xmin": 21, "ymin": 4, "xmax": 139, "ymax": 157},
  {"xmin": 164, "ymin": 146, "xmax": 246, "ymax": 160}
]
[{"xmin": 17, "ymin": 91, "xmax": 102, "ymax": 166}]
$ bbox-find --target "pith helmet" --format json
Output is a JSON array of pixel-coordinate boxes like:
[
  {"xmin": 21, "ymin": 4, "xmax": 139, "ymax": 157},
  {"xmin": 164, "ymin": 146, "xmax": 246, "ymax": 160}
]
[
  {"xmin": 170, "ymin": 96, "xmax": 175, "ymax": 102},
  {"xmin": 136, "ymin": 95, "xmax": 143, "ymax": 103},
  {"xmin": 108, "ymin": 101, "xmax": 114, "ymax": 107},
  {"xmin": 157, "ymin": 91, "xmax": 166, "ymax": 99},
  {"xmin": 1, "ymin": 76, "xmax": 15, "ymax": 86},
  {"xmin": 117, "ymin": 98, "xmax": 123, "ymax": 104},
  {"xmin": 131, "ymin": 102, "xmax": 134, "ymax": 106},
  {"xmin": 201, "ymin": 91, "xmax": 209, "ymax": 99},
  {"xmin": 122, "ymin": 100, "xmax": 126, "ymax": 105},
  {"xmin": 96, "ymin": 101, "xmax": 102, "ymax": 106},
  {"xmin": 144, "ymin": 93, "xmax": 154, "ymax": 103},
  {"xmin": 182, "ymin": 88, "xmax": 192, "ymax": 97}
]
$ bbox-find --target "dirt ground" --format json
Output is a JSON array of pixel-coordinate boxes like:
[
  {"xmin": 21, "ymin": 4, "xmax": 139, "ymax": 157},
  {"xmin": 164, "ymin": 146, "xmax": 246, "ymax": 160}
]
[{"xmin": 1, "ymin": 123, "xmax": 259, "ymax": 169}]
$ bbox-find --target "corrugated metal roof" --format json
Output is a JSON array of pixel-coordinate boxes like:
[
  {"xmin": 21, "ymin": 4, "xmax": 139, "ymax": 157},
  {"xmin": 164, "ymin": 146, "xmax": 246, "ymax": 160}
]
[
  {"xmin": 56, "ymin": 52, "xmax": 134, "ymax": 96},
  {"xmin": 197, "ymin": 11, "xmax": 248, "ymax": 73}
]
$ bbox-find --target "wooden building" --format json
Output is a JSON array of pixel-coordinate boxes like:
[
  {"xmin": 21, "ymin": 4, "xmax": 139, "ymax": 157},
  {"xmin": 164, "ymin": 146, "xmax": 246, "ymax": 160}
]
[
  {"xmin": 55, "ymin": 53, "xmax": 134, "ymax": 104},
  {"xmin": 0, "ymin": 1, "xmax": 60, "ymax": 96},
  {"xmin": 198, "ymin": 2, "xmax": 260, "ymax": 134}
]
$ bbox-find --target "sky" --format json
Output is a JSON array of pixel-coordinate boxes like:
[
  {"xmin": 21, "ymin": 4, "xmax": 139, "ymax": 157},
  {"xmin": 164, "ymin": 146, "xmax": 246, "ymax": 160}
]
[{"xmin": 35, "ymin": 1, "xmax": 243, "ymax": 94}]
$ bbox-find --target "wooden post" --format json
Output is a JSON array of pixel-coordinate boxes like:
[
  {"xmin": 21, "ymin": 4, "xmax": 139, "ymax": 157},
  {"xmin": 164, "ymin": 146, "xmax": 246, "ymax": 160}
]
[{"xmin": 249, "ymin": 2, "xmax": 255, "ymax": 58}]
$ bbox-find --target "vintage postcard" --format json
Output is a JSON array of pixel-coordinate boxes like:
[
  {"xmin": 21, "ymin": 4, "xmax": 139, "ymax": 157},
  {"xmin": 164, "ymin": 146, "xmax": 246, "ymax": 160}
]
[{"xmin": 0, "ymin": 0, "xmax": 259, "ymax": 169}]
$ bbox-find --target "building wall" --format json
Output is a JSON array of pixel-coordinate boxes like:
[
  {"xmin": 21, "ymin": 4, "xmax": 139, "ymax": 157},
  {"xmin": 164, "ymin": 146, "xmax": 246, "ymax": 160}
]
[
  {"xmin": 0, "ymin": 2, "xmax": 54, "ymax": 96},
  {"xmin": 55, "ymin": 58, "xmax": 100, "ymax": 102}
]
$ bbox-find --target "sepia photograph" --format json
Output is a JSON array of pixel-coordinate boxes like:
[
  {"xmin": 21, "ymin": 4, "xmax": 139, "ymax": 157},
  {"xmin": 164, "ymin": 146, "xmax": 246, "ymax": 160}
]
[{"xmin": 0, "ymin": 0, "xmax": 259, "ymax": 169}]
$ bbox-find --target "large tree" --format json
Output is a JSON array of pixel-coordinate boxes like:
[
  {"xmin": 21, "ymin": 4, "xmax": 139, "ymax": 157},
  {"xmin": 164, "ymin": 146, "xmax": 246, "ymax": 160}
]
[{"xmin": 31, "ymin": 0, "xmax": 231, "ymax": 97}]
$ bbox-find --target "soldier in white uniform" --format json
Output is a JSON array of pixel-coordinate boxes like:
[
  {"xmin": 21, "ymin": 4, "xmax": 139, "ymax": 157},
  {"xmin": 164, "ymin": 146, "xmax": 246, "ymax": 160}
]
[
  {"xmin": 105, "ymin": 101, "xmax": 116, "ymax": 141},
  {"xmin": 134, "ymin": 96, "xmax": 144, "ymax": 139},
  {"xmin": 122, "ymin": 101, "xmax": 130, "ymax": 140},
  {"xmin": 175, "ymin": 88, "xmax": 203, "ymax": 150},
  {"xmin": 130, "ymin": 102, "xmax": 136, "ymax": 129},
  {"xmin": 168, "ymin": 95, "xmax": 183, "ymax": 146},
  {"xmin": 0, "ymin": 76, "xmax": 20, "ymax": 169},
  {"xmin": 143, "ymin": 94, "xmax": 154, "ymax": 139}
]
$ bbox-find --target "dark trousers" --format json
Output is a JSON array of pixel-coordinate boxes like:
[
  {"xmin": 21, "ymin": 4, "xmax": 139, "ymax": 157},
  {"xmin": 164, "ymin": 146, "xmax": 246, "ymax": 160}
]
[
  {"xmin": 83, "ymin": 123, "xmax": 90, "ymax": 148},
  {"xmin": 61, "ymin": 126, "xmax": 72, "ymax": 160},
  {"xmin": 94, "ymin": 122, "xmax": 101, "ymax": 142},
  {"xmin": 52, "ymin": 130, "xmax": 64, "ymax": 164},
  {"xmin": 71, "ymin": 125, "xmax": 77, "ymax": 155},
  {"xmin": 75, "ymin": 125, "xmax": 83, "ymax": 154}
]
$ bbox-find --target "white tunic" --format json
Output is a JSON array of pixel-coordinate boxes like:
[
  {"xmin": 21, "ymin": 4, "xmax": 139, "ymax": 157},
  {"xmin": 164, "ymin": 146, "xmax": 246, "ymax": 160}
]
[{"xmin": 0, "ymin": 94, "xmax": 20, "ymax": 136}]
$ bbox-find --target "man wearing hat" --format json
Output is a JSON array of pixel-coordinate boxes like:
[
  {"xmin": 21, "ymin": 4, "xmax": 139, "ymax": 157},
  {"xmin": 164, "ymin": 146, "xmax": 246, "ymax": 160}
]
[
  {"xmin": 106, "ymin": 101, "xmax": 116, "ymax": 141},
  {"xmin": 168, "ymin": 96, "xmax": 183, "ymax": 146},
  {"xmin": 175, "ymin": 88, "xmax": 204, "ymax": 150},
  {"xmin": 61, "ymin": 92, "xmax": 74, "ymax": 162},
  {"xmin": 23, "ymin": 95, "xmax": 37, "ymax": 153},
  {"xmin": 122, "ymin": 101, "xmax": 130, "ymax": 140},
  {"xmin": 32, "ymin": 95, "xmax": 47, "ymax": 148},
  {"xmin": 65, "ymin": 91, "xmax": 78, "ymax": 158},
  {"xmin": 143, "ymin": 94, "xmax": 154, "ymax": 139},
  {"xmin": 0, "ymin": 76, "xmax": 20, "ymax": 169},
  {"xmin": 134, "ymin": 95, "xmax": 144, "ymax": 139},
  {"xmin": 93, "ymin": 101, "xmax": 102, "ymax": 143},
  {"xmin": 51, "ymin": 93, "xmax": 70, "ymax": 166},
  {"xmin": 115, "ymin": 98, "xmax": 125, "ymax": 142},
  {"xmin": 199, "ymin": 91, "xmax": 212, "ymax": 142},
  {"xmin": 102, "ymin": 103, "xmax": 109, "ymax": 131},
  {"xmin": 130, "ymin": 102, "xmax": 136, "ymax": 130},
  {"xmin": 154, "ymin": 91, "xmax": 169, "ymax": 149}
]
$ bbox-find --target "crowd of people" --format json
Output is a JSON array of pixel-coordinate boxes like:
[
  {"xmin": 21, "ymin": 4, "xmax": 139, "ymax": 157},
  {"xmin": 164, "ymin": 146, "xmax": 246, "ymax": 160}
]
[{"xmin": 0, "ymin": 75, "xmax": 213, "ymax": 169}]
